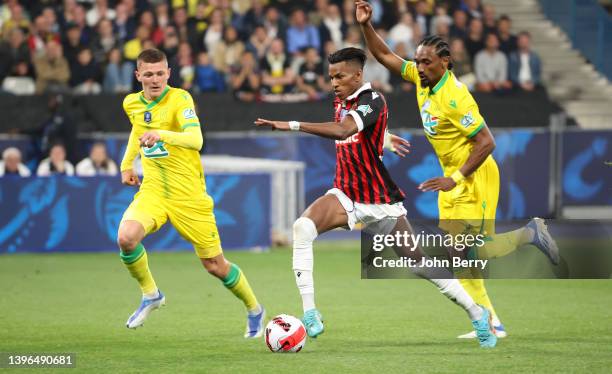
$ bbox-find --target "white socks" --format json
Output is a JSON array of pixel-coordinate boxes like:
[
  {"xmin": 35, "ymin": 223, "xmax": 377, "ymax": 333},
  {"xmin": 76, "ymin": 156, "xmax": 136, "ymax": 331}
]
[
  {"xmin": 429, "ymin": 278, "xmax": 483, "ymax": 321},
  {"xmin": 292, "ymin": 217, "xmax": 318, "ymax": 312}
]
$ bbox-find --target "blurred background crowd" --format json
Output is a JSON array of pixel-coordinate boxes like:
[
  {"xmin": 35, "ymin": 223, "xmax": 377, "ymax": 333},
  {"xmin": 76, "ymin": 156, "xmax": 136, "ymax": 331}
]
[{"xmin": 0, "ymin": 0, "xmax": 547, "ymax": 102}]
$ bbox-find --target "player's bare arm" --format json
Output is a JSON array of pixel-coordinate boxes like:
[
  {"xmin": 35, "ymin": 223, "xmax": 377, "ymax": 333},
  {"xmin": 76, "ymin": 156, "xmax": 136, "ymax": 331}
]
[
  {"xmin": 255, "ymin": 116, "xmax": 359, "ymax": 140},
  {"xmin": 419, "ymin": 125, "xmax": 496, "ymax": 192},
  {"xmin": 355, "ymin": 1, "xmax": 405, "ymax": 76}
]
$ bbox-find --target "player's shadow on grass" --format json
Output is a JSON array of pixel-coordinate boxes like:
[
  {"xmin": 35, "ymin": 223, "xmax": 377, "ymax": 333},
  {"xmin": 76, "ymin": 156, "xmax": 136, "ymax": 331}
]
[{"xmin": 354, "ymin": 340, "xmax": 467, "ymax": 349}]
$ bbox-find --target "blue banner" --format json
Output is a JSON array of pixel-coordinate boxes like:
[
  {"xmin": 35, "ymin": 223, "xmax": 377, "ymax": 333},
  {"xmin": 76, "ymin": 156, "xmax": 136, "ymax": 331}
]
[
  {"xmin": 0, "ymin": 174, "xmax": 271, "ymax": 253},
  {"xmin": 562, "ymin": 130, "xmax": 612, "ymax": 206}
]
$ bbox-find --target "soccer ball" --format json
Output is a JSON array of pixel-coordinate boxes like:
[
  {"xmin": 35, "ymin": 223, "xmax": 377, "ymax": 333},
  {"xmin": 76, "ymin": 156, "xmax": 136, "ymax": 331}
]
[{"xmin": 264, "ymin": 314, "xmax": 307, "ymax": 353}]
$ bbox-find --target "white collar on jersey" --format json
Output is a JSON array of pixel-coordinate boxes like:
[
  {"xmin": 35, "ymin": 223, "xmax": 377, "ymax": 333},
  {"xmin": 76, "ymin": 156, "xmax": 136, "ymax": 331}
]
[{"xmin": 346, "ymin": 82, "xmax": 372, "ymax": 101}]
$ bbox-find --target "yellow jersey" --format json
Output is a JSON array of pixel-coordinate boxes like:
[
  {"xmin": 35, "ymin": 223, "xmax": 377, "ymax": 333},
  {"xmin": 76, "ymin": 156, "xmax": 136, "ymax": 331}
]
[
  {"xmin": 401, "ymin": 61, "xmax": 490, "ymax": 172},
  {"xmin": 121, "ymin": 85, "xmax": 205, "ymax": 200}
]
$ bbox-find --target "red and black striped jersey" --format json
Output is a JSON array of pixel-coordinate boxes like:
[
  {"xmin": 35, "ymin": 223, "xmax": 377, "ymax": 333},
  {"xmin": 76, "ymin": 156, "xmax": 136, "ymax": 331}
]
[{"xmin": 333, "ymin": 83, "xmax": 405, "ymax": 204}]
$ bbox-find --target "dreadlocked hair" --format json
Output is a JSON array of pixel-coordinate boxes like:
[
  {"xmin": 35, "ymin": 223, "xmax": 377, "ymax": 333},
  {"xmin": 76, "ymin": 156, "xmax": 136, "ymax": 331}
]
[{"xmin": 418, "ymin": 35, "xmax": 453, "ymax": 70}]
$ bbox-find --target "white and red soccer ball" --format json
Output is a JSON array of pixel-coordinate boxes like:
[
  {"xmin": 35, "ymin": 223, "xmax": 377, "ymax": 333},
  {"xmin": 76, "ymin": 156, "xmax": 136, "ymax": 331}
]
[{"xmin": 264, "ymin": 314, "xmax": 307, "ymax": 353}]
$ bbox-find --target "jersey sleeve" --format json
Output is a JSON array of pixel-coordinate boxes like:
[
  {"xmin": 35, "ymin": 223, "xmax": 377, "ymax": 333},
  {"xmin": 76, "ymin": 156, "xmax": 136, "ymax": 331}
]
[
  {"xmin": 400, "ymin": 60, "xmax": 419, "ymax": 84},
  {"xmin": 447, "ymin": 92, "xmax": 486, "ymax": 139},
  {"xmin": 174, "ymin": 90, "xmax": 201, "ymax": 130},
  {"xmin": 347, "ymin": 91, "xmax": 385, "ymax": 132}
]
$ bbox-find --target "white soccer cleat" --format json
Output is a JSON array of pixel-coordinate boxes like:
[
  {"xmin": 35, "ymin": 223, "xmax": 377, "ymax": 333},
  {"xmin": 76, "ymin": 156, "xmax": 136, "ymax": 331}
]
[
  {"xmin": 457, "ymin": 323, "xmax": 507, "ymax": 339},
  {"xmin": 126, "ymin": 290, "xmax": 166, "ymax": 329}
]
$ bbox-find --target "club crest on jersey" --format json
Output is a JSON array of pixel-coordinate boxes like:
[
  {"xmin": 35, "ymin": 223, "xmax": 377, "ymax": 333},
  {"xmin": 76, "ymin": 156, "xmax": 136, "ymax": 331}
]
[
  {"xmin": 461, "ymin": 112, "xmax": 475, "ymax": 127},
  {"xmin": 420, "ymin": 100, "xmax": 438, "ymax": 136},
  {"xmin": 183, "ymin": 108, "xmax": 196, "ymax": 119},
  {"xmin": 357, "ymin": 104, "xmax": 373, "ymax": 117},
  {"xmin": 144, "ymin": 111, "xmax": 152, "ymax": 123}
]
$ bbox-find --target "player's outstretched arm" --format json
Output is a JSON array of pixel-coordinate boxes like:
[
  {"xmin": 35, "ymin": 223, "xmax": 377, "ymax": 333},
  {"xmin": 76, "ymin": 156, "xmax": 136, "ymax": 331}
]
[
  {"xmin": 255, "ymin": 115, "xmax": 358, "ymax": 140},
  {"xmin": 355, "ymin": 1, "xmax": 405, "ymax": 77},
  {"xmin": 139, "ymin": 126, "xmax": 203, "ymax": 151}
]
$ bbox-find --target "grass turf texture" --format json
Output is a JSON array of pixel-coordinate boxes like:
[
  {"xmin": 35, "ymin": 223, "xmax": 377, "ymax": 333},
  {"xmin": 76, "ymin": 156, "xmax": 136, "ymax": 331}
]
[{"xmin": 1, "ymin": 241, "xmax": 611, "ymax": 373}]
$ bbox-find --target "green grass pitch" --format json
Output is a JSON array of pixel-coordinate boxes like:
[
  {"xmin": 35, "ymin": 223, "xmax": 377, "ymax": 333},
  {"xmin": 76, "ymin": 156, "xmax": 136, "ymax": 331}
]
[{"xmin": 1, "ymin": 241, "xmax": 611, "ymax": 373}]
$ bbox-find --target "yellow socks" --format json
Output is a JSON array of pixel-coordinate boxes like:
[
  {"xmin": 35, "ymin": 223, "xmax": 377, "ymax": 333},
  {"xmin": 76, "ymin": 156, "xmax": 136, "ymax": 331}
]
[
  {"xmin": 459, "ymin": 276, "xmax": 499, "ymax": 323},
  {"xmin": 472, "ymin": 228, "xmax": 528, "ymax": 259},
  {"xmin": 120, "ymin": 243, "xmax": 158, "ymax": 296},
  {"xmin": 222, "ymin": 263, "xmax": 259, "ymax": 312}
]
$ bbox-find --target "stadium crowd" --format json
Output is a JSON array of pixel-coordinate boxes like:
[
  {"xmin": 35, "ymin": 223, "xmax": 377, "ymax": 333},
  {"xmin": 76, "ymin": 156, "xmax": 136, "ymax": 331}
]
[{"xmin": 0, "ymin": 0, "xmax": 542, "ymax": 102}]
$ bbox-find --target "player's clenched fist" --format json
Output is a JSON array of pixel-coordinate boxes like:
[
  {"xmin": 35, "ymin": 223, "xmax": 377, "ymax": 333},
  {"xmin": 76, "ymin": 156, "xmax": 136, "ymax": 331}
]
[
  {"xmin": 139, "ymin": 131, "xmax": 161, "ymax": 147},
  {"xmin": 121, "ymin": 169, "xmax": 141, "ymax": 186}
]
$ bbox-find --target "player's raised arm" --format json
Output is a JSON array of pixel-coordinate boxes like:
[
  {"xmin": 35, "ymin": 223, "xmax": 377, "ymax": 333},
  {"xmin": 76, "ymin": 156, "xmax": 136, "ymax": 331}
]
[
  {"xmin": 254, "ymin": 116, "xmax": 359, "ymax": 141},
  {"xmin": 355, "ymin": 1, "xmax": 405, "ymax": 77}
]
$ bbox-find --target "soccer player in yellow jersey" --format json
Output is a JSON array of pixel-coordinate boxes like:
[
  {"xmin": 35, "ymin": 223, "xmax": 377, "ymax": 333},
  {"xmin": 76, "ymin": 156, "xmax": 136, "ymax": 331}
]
[
  {"xmin": 356, "ymin": 1, "xmax": 559, "ymax": 339},
  {"xmin": 117, "ymin": 49, "xmax": 265, "ymax": 337}
]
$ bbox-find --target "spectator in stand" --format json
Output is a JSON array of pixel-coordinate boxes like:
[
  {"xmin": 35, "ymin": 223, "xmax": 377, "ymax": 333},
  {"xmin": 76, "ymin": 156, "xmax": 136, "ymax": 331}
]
[
  {"xmin": 296, "ymin": 46, "xmax": 329, "ymax": 99},
  {"xmin": 319, "ymin": 4, "xmax": 346, "ymax": 52},
  {"xmin": 263, "ymin": 6, "xmax": 286, "ymax": 42},
  {"xmin": 161, "ymin": 25, "xmax": 179, "ymax": 60},
  {"xmin": 213, "ymin": 26, "xmax": 245, "ymax": 74},
  {"xmin": 450, "ymin": 9, "xmax": 468, "ymax": 40},
  {"xmin": 175, "ymin": 41, "xmax": 195, "ymax": 91},
  {"xmin": 342, "ymin": 0, "xmax": 356, "ymax": 26},
  {"xmin": 86, "ymin": 0, "xmax": 115, "ymax": 27},
  {"xmin": 413, "ymin": 0, "xmax": 432, "ymax": 36},
  {"xmin": 71, "ymin": 4, "xmax": 94, "ymax": 45},
  {"xmin": 286, "ymin": 8, "xmax": 321, "ymax": 55},
  {"xmin": 450, "ymin": 37, "xmax": 475, "ymax": 90},
  {"xmin": 497, "ymin": 15, "xmax": 517, "ymax": 56},
  {"xmin": 308, "ymin": 0, "xmax": 329, "ymax": 27},
  {"xmin": 123, "ymin": 24, "xmax": 151, "ymax": 62},
  {"xmin": 172, "ymin": 7, "xmax": 190, "ymax": 43},
  {"xmin": 474, "ymin": 33, "xmax": 511, "ymax": 92},
  {"xmin": 153, "ymin": 2, "xmax": 170, "ymax": 31},
  {"xmin": 509, "ymin": 31, "xmax": 542, "ymax": 92},
  {"xmin": 33, "ymin": 39, "xmax": 70, "ymax": 94},
  {"xmin": 482, "ymin": 4, "xmax": 497, "ymax": 35},
  {"xmin": 0, "ymin": 28, "xmax": 30, "ymax": 82},
  {"xmin": 103, "ymin": 47, "xmax": 133, "ymax": 93},
  {"xmin": 389, "ymin": 12, "xmax": 418, "ymax": 57},
  {"xmin": 91, "ymin": 18, "xmax": 118, "ymax": 65},
  {"xmin": 230, "ymin": 50, "xmax": 260, "ymax": 101},
  {"xmin": 195, "ymin": 51, "xmax": 225, "ymax": 93},
  {"xmin": 465, "ymin": 17, "xmax": 485, "ymax": 61},
  {"xmin": 260, "ymin": 37, "xmax": 294, "ymax": 94},
  {"xmin": 75, "ymin": 142, "xmax": 118, "ymax": 176},
  {"xmin": 2, "ymin": 60, "xmax": 35, "ymax": 95},
  {"xmin": 342, "ymin": 25, "xmax": 363, "ymax": 49},
  {"xmin": 389, "ymin": 42, "xmax": 414, "ymax": 92},
  {"xmin": 114, "ymin": 2, "xmax": 136, "ymax": 44},
  {"xmin": 0, "ymin": 147, "xmax": 31, "ymax": 177},
  {"xmin": 434, "ymin": 18, "xmax": 451, "ymax": 42},
  {"xmin": 37, "ymin": 143, "xmax": 75, "ymax": 176},
  {"xmin": 364, "ymin": 49, "xmax": 392, "ymax": 93},
  {"xmin": 430, "ymin": 4, "xmax": 452, "ymax": 38},
  {"xmin": 27, "ymin": 14, "xmax": 60, "ymax": 58},
  {"xmin": 139, "ymin": 10, "xmax": 163, "ymax": 47},
  {"xmin": 187, "ymin": 2, "xmax": 209, "ymax": 52},
  {"xmin": 204, "ymin": 8, "xmax": 225, "ymax": 54},
  {"xmin": 242, "ymin": 0, "xmax": 266, "ymax": 37},
  {"xmin": 70, "ymin": 47, "xmax": 102, "ymax": 94},
  {"xmin": 1, "ymin": 3, "xmax": 30, "ymax": 37},
  {"xmin": 41, "ymin": 7, "xmax": 60, "ymax": 34},
  {"xmin": 462, "ymin": 0, "xmax": 483, "ymax": 19},
  {"xmin": 62, "ymin": 22, "xmax": 85, "ymax": 68},
  {"xmin": 59, "ymin": 0, "xmax": 77, "ymax": 29},
  {"xmin": 246, "ymin": 25, "xmax": 272, "ymax": 61}
]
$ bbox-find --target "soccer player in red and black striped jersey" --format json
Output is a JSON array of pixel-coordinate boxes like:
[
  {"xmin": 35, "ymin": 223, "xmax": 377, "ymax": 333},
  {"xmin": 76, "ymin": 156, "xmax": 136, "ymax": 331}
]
[{"xmin": 255, "ymin": 48, "xmax": 497, "ymax": 347}]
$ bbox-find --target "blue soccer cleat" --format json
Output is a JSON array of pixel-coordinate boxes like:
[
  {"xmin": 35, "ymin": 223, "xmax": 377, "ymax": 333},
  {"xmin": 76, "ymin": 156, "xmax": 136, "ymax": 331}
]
[
  {"xmin": 527, "ymin": 218, "xmax": 560, "ymax": 265},
  {"xmin": 303, "ymin": 309, "xmax": 324, "ymax": 338},
  {"xmin": 471, "ymin": 306, "xmax": 497, "ymax": 348},
  {"xmin": 126, "ymin": 290, "xmax": 166, "ymax": 329},
  {"xmin": 244, "ymin": 306, "xmax": 265, "ymax": 338},
  {"xmin": 457, "ymin": 323, "xmax": 507, "ymax": 339}
]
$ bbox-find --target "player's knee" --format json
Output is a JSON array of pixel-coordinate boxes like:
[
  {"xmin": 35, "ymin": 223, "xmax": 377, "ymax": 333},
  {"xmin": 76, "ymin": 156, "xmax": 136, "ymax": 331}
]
[
  {"xmin": 293, "ymin": 217, "xmax": 318, "ymax": 245},
  {"xmin": 201, "ymin": 257, "xmax": 229, "ymax": 278},
  {"xmin": 117, "ymin": 231, "xmax": 139, "ymax": 252}
]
